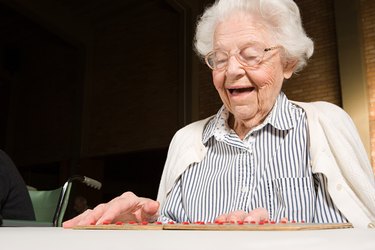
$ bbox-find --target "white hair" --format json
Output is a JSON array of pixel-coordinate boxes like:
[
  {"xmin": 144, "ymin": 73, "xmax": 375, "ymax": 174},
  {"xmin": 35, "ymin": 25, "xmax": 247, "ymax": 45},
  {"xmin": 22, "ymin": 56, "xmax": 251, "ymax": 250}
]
[{"xmin": 194, "ymin": 0, "xmax": 314, "ymax": 72}]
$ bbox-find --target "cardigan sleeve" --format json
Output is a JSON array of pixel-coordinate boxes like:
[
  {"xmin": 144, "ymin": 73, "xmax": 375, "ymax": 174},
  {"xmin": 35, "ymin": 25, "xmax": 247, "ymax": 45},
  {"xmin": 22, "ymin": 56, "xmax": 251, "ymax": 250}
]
[
  {"xmin": 293, "ymin": 101, "xmax": 375, "ymax": 228},
  {"xmin": 156, "ymin": 117, "xmax": 210, "ymax": 208}
]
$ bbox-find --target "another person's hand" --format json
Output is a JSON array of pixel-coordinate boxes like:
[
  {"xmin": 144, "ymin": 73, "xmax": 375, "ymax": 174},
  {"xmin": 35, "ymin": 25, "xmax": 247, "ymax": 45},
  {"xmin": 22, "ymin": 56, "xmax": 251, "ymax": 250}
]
[
  {"xmin": 63, "ymin": 191, "xmax": 159, "ymax": 228},
  {"xmin": 215, "ymin": 208, "xmax": 269, "ymax": 223}
]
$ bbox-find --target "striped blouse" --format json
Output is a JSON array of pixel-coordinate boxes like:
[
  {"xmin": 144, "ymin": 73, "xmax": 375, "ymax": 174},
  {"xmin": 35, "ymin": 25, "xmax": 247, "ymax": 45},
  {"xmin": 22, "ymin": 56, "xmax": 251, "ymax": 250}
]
[{"xmin": 159, "ymin": 92, "xmax": 347, "ymax": 223}]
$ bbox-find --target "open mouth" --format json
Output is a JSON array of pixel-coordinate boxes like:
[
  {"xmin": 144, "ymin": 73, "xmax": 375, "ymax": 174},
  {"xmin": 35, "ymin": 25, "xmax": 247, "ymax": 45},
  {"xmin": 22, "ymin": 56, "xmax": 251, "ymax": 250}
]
[{"xmin": 228, "ymin": 87, "xmax": 255, "ymax": 95}]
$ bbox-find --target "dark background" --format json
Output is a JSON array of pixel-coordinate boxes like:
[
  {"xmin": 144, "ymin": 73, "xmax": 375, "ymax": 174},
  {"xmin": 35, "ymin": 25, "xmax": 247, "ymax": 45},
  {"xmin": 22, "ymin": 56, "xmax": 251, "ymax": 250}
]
[{"xmin": 0, "ymin": 0, "xmax": 215, "ymax": 220}]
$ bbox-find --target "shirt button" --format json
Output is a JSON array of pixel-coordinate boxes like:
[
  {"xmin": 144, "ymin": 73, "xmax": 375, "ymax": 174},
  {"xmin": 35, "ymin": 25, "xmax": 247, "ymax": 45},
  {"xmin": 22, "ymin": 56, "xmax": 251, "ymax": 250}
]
[
  {"xmin": 241, "ymin": 186, "xmax": 249, "ymax": 193},
  {"xmin": 336, "ymin": 184, "xmax": 342, "ymax": 191}
]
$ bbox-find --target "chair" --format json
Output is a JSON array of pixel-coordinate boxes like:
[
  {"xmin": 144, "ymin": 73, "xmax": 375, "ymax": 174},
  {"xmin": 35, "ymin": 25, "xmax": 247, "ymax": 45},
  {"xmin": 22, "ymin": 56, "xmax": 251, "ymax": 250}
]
[{"xmin": 28, "ymin": 175, "xmax": 101, "ymax": 227}]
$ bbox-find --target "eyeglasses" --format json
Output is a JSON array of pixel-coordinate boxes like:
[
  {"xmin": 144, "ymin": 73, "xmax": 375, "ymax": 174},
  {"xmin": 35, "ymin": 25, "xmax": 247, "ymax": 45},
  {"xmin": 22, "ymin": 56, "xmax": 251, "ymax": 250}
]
[{"xmin": 204, "ymin": 44, "xmax": 280, "ymax": 70}]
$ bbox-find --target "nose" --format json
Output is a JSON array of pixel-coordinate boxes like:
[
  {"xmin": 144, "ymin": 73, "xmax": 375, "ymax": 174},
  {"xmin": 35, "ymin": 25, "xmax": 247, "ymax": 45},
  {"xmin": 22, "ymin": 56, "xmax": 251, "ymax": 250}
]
[{"xmin": 225, "ymin": 55, "xmax": 245, "ymax": 80}]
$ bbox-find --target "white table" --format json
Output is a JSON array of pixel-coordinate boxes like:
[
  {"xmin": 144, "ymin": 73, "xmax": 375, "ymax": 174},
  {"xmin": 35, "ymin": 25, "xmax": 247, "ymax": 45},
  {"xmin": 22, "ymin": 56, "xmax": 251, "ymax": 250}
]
[{"xmin": 0, "ymin": 227, "xmax": 374, "ymax": 250}]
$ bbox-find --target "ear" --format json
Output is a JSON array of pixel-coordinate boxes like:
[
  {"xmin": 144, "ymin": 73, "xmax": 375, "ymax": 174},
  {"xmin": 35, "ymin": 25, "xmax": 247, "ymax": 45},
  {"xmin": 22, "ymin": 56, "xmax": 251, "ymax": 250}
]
[{"xmin": 283, "ymin": 59, "xmax": 298, "ymax": 79}]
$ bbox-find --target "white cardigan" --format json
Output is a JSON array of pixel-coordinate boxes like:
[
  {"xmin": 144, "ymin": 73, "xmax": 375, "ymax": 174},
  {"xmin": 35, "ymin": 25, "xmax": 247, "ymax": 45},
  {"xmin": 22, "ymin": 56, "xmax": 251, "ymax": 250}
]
[{"xmin": 156, "ymin": 101, "xmax": 375, "ymax": 228}]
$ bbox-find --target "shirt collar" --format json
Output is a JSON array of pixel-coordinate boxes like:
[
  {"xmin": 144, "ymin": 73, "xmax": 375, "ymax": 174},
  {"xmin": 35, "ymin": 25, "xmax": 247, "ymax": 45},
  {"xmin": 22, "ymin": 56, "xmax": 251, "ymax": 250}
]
[{"xmin": 202, "ymin": 92, "xmax": 296, "ymax": 144}]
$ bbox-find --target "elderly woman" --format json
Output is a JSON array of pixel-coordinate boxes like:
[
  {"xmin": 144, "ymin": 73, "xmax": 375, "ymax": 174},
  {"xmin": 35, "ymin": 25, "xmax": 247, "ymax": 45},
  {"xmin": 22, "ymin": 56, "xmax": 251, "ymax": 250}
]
[{"xmin": 64, "ymin": 0, "xmax": 375, "ymax": 228}]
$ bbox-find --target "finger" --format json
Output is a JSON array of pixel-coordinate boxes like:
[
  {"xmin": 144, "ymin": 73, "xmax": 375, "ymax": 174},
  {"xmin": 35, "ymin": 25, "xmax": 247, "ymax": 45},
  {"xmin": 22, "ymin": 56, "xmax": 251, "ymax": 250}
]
[
  {"xmin": 132, "ymin": 200, "xmax": 160, "ymax": 222},
  {"xmin": 244, "ymin": 207, "xmax": 269, "ymax": 223},
  {"xmin": 64, "ymin": 192, "xmax": 144, "ymax": 227},
  {"xmin": 96, "ymin": 194, "xmax": 140, "ymax": 224},
  {"xmin": 142, "ymin": 199, "xmax": 160, "ymax": 215},
  {"xmin": 226, "ymin": 210, "xmax": 248, "ymax": 223},
  {"xmin": 214, "ymin": 213, "xmax": 228, "ymax": 223},
  {"xmin": 280, "ymin": 217, "xmax": 288, "ymax": 223},
  {"xmin": 96, "ymin": 192, "xmax": 156, "ymax": 224},
  {"xmin": 63, "ymin": 209, "xmax": 92, "ymax": 228},
  {"xmin": 78, "ymin": 204, "xmax": 108, "ymax": 226}
]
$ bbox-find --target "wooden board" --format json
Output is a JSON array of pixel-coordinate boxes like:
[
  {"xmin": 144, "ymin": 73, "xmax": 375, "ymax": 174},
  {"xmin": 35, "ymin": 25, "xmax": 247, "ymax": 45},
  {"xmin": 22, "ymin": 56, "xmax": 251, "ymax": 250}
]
[
  {"xmin": 163, "ymin": 222, "xmax": 353, "ymax": 231},
  {"xmin": 72, "ymin": 222, "xmax": 353, "ymax": 231},
  {"xmin": 74, "ymin": 222, "xmax": 164, "ymax": 230}
]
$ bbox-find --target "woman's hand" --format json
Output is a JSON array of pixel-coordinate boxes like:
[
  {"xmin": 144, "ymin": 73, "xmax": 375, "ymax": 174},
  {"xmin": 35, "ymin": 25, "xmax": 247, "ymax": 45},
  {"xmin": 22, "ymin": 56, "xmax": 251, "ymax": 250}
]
[
  {"xmin": 63, "ymin": 191, "xmax": 159, "ymax": 228},
  {"xmin": 215, "ymin": 208, "xmax": 269, "ymax": 223}
]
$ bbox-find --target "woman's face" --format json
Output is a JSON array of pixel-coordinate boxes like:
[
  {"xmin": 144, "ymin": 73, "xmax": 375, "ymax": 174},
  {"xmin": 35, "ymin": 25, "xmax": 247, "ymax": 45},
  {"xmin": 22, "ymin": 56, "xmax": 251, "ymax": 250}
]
[{"xmin": 211, "ymin": 13, "xmax": 294, "ymax": 128}]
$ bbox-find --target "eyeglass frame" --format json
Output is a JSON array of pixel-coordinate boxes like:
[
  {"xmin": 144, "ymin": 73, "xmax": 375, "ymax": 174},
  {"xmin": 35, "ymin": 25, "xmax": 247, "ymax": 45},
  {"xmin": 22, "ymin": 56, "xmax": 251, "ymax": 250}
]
[{"xmin": 204, "ymin": 44, "xmax": 280, "ymax": 70}]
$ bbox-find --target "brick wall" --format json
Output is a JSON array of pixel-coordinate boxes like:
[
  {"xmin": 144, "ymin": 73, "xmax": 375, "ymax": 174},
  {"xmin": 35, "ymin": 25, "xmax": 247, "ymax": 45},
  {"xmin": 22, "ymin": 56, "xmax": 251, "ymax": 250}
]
[
  {"xmin": 283, "ymin": 0, "xmax": 342, "ymax": 106},
  {"xmin": 361, "ymin": 0, "xmax": 375, "ymax": 172}
]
